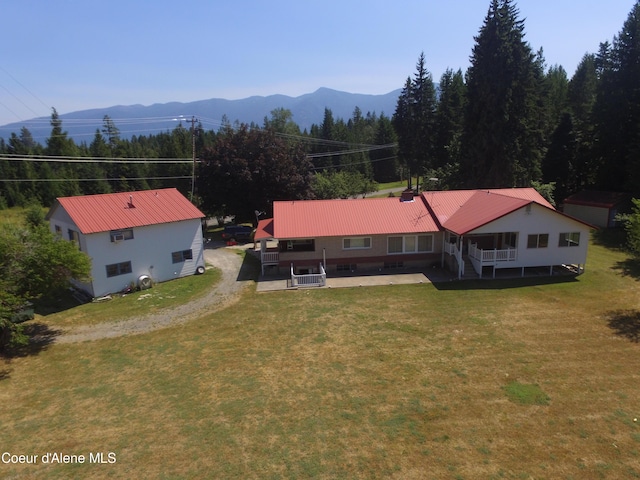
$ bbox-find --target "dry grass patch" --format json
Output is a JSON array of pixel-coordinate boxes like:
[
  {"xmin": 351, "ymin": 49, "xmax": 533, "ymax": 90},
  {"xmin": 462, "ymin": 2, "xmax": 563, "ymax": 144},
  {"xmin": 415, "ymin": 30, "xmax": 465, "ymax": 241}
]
[{"xmin": 1, "ymin": 241, "xmax": 640, "ymax": 479}]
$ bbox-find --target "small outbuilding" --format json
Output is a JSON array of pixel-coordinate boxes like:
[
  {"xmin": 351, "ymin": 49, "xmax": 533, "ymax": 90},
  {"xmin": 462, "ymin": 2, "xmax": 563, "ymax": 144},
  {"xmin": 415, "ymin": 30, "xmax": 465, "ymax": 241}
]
[
  {"xmin": 562, "ymin": 191, "xmax": 632, "ymax": 228},
  {"xmin": 46, "ymin": 188, "xmax": 206, "ymax": 298}
]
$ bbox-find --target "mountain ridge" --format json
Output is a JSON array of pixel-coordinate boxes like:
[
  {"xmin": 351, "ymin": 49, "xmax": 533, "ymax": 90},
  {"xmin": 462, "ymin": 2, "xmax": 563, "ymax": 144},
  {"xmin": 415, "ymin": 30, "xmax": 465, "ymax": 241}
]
[{"xmin": 0, "ymin": 87, "xmax": 402, "ymax": 143}]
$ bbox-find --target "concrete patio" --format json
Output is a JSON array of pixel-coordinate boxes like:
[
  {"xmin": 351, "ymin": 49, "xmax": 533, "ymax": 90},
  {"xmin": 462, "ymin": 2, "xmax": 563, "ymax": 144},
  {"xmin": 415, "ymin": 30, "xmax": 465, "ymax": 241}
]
[{"xmin": 255, "ymin": 266, "xmax": 457, "ymax": 292}]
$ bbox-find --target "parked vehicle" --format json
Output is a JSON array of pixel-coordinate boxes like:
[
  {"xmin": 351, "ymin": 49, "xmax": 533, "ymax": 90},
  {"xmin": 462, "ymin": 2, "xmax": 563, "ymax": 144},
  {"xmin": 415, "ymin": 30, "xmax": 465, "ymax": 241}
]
[{"xmin": 221, "ymin": 225, "xmax": 253, "ymax": 242}]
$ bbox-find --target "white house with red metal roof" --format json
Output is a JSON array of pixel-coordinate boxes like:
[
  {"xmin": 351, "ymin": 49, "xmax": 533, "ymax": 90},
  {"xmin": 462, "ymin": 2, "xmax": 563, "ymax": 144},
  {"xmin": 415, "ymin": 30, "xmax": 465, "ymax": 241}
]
[
  {"xmin": 255, "ymin": 188, "xmax": 593, "ymax": 283},
  {"xmin": 46, "ymin": 188, "xmax": 206, "ymax": 298}
]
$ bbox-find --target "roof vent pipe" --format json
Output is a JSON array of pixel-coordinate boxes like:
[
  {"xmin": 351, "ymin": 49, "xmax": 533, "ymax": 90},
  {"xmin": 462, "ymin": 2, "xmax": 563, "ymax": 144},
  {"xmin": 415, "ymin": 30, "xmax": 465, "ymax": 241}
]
[{"xmin": 128, "ymin": 194, "xmax": 134, "ymax": 208}]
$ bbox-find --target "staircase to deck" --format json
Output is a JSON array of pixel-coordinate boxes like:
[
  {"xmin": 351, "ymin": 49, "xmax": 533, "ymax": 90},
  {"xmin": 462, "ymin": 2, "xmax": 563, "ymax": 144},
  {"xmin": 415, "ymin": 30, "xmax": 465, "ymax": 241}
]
[{"xmin": 462, "ymin": 256, "xmax": 479, "ymax": 279}]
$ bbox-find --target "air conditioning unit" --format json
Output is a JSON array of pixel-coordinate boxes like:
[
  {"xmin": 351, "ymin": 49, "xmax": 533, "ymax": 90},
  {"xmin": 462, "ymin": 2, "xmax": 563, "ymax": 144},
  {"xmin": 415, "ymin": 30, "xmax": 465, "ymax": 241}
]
[
  {"xmin": 111, "ymin": 233, "xmax": 124, "ymax": 242},
  {"xmin": 138, "ymin": 275, "xmax": 152, "ymax": 290}
]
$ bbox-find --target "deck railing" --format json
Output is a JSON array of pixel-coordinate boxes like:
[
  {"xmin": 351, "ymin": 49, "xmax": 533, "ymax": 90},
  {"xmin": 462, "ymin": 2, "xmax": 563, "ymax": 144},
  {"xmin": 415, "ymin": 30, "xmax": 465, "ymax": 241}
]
[
  {"xmin": 468, "ymin": 243, "xmax": 517, "ymax": 264},
  {"xmin": 261, "ymin": 251, "xmax": 279, "ymax": 264},
  {"xmin": 291, "ymin": 263, "xmax": 326, "ymax": 287}
]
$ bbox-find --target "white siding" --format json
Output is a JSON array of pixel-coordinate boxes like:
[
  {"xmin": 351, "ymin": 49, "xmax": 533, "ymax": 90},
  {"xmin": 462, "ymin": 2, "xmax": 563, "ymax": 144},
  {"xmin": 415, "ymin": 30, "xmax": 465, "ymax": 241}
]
[
  {"xmin": 49, "ymin": 206, "xmax": 205, "ymax": 297},
  {"xmin": 469, "ymin": 204, "xmax": 590, "ymax": 268}
]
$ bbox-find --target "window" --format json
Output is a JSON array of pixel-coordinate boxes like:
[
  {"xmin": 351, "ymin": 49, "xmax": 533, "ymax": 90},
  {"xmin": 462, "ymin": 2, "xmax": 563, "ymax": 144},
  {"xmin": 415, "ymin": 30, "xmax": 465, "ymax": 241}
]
[
  {"xmin": 279, "ymin": 239, "xmax": 315, "ymax": 252},
  {"xmin": 384, "ymin": 261, "xmax": 404, "ymax": 269},
  {"xmin": 388, "ymin": 236, "xmax": 403, "ymax": 254},
  {"xmin": 388, "ymin": 235, "xmax": 433, "ymax": 254},
  {"xmin": 106, "ymin": 261, "xmax": 132, "ymax": 278},
  {"xmin": 337, "ymin": 264, "xmax": 357, "ymax": 272},
  {"xmin": 418, "ymin": 235, "xmax": 433, "ymax": 252},
  {"xmin": 503, "ymin": 232, "xmax": 517, "ymax": 248},
  {"xmin": 54, "ymin": 225, "xmax": 62, "ymax": 236},
  {"xmin": 110, "ymin": 229, "xmax": 134, "ymax": 242},
  {"xmin": 68, "ymin": 229, "xmax": 81, "ymax": 251},
  {"xmin": 172, "ymin": 249, "xmax": 193, "ymax": 263},
  {"xmin": 343, "ymin": 237, "xmax": 371, "ymax": 250},
  {"xmin": 527, "ymin": 234, "xmax": 549, "ymax": 249},
  {"xmin": 559, "ymin": 232, "xmax": 580, "ymax": 247}
]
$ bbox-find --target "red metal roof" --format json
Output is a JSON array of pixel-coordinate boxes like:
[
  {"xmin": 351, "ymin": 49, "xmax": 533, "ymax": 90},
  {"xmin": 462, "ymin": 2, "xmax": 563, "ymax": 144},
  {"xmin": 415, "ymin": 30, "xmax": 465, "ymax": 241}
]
[
  {"xmin": 423, "ymin": 188, "xmax": 554, "ymax": 235},
  {"xmin": 563, "ymin": 190, "xmax": 630, "ymax": 208},
  {"xmin": 254, "ymin": 188, "xmax": 563, "ymax": 240},
  {"xmin": 49, "ymin": 188, "xmax": 204, "ymax": 234},
  {"xmin": 265, "ymin": 196, "xmax": 439, "ymax": 239},
  {"xmin": 255, "ymin": 218, "xmax": 274, "ymax": 240}
]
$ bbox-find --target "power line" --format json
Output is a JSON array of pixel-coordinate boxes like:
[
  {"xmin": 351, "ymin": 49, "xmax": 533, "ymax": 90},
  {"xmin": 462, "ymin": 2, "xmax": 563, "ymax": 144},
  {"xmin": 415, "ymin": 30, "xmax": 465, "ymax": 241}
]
[
  {"xmin": 0, "ymin": 154, "xmax": 192, "ymax": 164},
  {"xmin": 0, "ymin": 66, "xmax": 50, "ymax": 114},
  {"xmin": 306, "ymin": 143, "xmax": 396, "ymax": 158},
  {"xmin": 0, "ymin": 176, "xmax": 192, "ymax": 183},
  {"xmin": 309, "ymin": 155, "xmax": 397, "ymax": 171}
]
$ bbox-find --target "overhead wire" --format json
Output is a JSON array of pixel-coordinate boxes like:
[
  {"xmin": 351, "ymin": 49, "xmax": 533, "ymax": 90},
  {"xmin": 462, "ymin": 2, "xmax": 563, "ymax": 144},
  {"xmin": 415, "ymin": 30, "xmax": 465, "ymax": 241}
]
[{"xmin": 1, "ymin": 176, "xmax": 192, "ymax": 183}]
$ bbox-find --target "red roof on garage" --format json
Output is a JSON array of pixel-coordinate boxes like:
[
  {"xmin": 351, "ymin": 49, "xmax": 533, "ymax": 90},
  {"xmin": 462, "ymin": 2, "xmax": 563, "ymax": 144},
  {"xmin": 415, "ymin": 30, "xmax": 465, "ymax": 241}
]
[{"xmin": 48, "ymin": 188, "xmax": 204, "ymax": 234}]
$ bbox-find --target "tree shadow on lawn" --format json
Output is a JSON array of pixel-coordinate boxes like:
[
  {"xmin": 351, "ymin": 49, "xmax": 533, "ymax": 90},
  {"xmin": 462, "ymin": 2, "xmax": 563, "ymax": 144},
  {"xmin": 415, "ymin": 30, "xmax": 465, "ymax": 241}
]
[
  {"xmin": 606, "ymin": 309, "xmax": 640, "ymax": 343},
  {"xmin": 612, "ymin": 258, "xmax": 640, "ymax": 281},
  {"xmin": 592, "ymin": 227, "xmax": 627, "ymax": 251},
  {"xmin": 0, "ymin": 322, "xmax": 62, "ymax": 362}
]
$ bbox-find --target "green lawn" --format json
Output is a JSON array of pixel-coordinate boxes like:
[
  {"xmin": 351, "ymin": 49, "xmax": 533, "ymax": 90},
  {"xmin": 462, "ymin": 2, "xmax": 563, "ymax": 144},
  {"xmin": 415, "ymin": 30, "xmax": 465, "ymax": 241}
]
[
  {"xmin": 1, "ymin": 237, "xmax": 640, "ymax": 479},
  {"xmin": 34, "ymin": 267, "xmax": 221, "ymax": 328}
]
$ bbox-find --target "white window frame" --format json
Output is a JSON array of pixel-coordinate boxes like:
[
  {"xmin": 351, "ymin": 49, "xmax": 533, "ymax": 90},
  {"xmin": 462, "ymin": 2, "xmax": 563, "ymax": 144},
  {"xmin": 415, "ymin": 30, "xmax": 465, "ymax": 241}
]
[
  {"xmin": 342, "ymin": 237, "xmax": 371, "ymax": 250},
  {"xmin": 110, "ymin": 229, "xmax": 134, "ymax": 242},
  {"xmin": 387, "ymin": 235, "xmax": 434, "ymax": 254},
  {"xmin": 559, "ymin": 232, "xmax": 580, "ymax": 247},
  {"xmin": 105, "ymin": 261, "xmax": 132, "ymax": 278},
  {"xmin": 527, "ymin": 233, "xmax": 549, "ymax": 249},
  {"xmin": 172, "ymin": 249, "xmax": 194, "ymax": 263}
]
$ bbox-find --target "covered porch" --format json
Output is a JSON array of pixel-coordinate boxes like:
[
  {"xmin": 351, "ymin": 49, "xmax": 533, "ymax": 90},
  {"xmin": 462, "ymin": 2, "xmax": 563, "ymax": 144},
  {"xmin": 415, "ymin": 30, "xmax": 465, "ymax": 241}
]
[
  {"xmin": 443, "ymin": 231, "xmax": 585, "ymax": 279},
  {"xmin": 443, "ymin": 232, "xmax": 519, "ymax": 279}
]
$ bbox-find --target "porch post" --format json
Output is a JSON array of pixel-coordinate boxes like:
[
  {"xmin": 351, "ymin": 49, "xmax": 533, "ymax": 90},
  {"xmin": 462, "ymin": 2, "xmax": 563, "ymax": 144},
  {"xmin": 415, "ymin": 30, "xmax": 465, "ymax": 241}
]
[
  {"xmin": 458, "ymin": 235, "xmax": 464, "ymax": 279},
  {"xmin": 260, "ymin": 239, "xmax": 266, "ymax": 275}
]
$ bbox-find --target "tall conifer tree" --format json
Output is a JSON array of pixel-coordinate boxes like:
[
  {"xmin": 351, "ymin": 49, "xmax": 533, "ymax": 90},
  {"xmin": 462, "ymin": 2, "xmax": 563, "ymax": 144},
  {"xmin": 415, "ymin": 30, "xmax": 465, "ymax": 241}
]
[
  {"xmin": 461, "ymin": 0, "xmax": 544, "ymax": 188},
  {"xmin": 593, "ymin": 1, "xmax": 640, "ymax": 191},
  {"xmin": 392, "ymin": 52, "xmax": 437, "ymax": 189}
]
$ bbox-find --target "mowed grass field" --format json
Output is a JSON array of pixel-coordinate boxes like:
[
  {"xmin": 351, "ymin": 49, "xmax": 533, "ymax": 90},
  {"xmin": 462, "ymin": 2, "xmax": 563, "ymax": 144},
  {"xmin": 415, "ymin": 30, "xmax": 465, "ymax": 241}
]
[{"xmin": 1, "ymin": 236, "xmax": 640, "ymax": 479}]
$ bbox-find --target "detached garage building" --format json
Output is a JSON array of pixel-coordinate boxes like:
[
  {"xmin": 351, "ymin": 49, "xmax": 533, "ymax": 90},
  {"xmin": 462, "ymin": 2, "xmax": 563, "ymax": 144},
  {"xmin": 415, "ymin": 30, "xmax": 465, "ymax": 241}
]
[
  {"xmin": 46, "ymin": 188, "xmax": 206, "ymax": 298},
  {"xmin": 563, "ymin": 191, "xmax": 631, "ymax": 228}
]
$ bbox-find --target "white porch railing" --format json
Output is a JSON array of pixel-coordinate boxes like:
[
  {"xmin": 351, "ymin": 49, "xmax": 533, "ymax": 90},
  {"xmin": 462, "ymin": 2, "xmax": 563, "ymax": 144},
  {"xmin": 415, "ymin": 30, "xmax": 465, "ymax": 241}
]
[
  {"xmin": 468, "ymin": 243, "xmax": 517, "ymax": 263},
  {"xmin": 291, "ymin": 263, "xmax": 326, "ymax": 287},
  {"xmin": 261, "ymin": 251, "xmax": 279, "ymax": 264},
  {"xmin": 468, "ymin": 243, "xmax": 517, "ymax": 278},
  {"xmin": 445, "ymin": 241, "xmax": 464, "ymax": 277}
]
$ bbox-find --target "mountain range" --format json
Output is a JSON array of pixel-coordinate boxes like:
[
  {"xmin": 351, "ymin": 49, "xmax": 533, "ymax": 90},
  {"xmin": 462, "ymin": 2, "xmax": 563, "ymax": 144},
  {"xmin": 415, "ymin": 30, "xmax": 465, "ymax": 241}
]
[{"xmin": 0, "ymin": 87, "xmax": 402, "ymax": 144}]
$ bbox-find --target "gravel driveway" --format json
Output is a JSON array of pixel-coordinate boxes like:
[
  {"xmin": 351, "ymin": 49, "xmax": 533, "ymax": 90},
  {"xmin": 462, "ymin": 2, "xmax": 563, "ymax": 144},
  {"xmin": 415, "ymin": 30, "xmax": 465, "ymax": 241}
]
[{"xmin": 55, "ymin": 246, "xmax": 248, "ymax": 344}]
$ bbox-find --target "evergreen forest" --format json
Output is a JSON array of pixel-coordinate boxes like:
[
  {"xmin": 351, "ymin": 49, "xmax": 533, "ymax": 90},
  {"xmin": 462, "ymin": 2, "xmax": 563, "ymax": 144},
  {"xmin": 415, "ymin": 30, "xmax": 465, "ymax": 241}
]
[{"xmin": 1, "ymin": 0, "xmax": 639, "ymax": 220}]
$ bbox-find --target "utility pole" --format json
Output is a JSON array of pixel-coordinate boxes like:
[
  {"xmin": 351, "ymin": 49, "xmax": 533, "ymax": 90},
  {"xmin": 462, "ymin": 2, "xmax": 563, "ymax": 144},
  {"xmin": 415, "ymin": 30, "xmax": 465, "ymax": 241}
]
[{"xmin": 189, "ymin": 116, "xmax": 197, "ymax": 202}]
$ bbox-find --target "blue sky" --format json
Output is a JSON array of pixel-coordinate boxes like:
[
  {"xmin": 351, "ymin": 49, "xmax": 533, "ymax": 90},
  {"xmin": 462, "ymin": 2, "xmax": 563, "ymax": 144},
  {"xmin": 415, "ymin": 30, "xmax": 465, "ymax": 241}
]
[{"xmin": 0, "ymin": 0, "xmax": 636, "ymax": 127}]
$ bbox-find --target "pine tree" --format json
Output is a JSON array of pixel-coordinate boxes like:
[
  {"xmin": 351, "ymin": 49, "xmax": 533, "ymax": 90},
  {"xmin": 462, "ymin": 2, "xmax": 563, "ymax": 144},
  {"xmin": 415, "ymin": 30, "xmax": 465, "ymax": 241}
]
[
  {"xmin": 433, "ymin": 69, "xmax": 466, "ymax": 183},
  {"xmin": 392, "ymin": 52, "xmax": 437, "ymax": 189},
  {"xmin": 461, "ymin": 0, "xmax": 545, "ymax": 188},
  {"xmin": 371, "ymin": 113, "xmax": 398, "ymax": 183},
  {"xmin": 593, "ymin": 1, "xmax": 640, "ymax": 191}
]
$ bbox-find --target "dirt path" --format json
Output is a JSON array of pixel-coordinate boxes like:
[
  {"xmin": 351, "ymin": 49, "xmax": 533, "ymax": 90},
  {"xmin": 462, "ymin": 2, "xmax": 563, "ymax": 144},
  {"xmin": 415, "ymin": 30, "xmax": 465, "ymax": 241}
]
[{"xmin": 55, "ymin": 246, "xmax": 249, "ymax": 344}]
